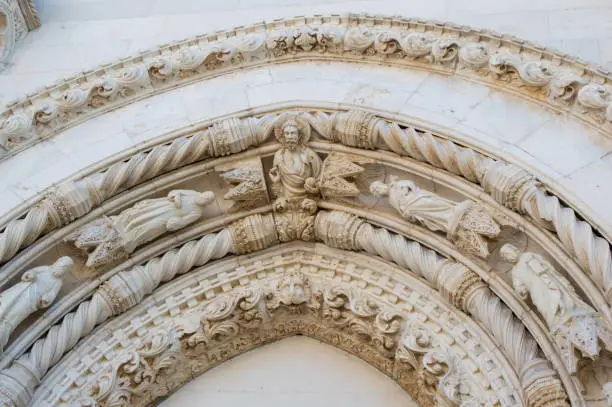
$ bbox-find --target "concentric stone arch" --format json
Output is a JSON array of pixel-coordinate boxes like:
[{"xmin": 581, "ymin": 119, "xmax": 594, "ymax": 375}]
[{"xmin": 0, "ymin": 13, "xmax": 611, "ymax": 407}]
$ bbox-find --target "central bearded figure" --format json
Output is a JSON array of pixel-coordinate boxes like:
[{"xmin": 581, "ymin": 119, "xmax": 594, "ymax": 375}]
[{"xmin": 269, "ymin": 114, "xmax": 322, "ymax": 202}]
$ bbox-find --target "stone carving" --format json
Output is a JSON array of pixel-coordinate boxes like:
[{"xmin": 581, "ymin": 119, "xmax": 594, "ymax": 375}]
[
  {"xmin": 316, "ymin": 210, "xmax": 568, "ymax": 406},
  {"xmin": 370, "ymin": 176, "xmax": 500, "ymax": 258},
  {"xmin": 269, "ymin": 113, "xmax": 322, "ymax": 202},
  {"xmin": 0, "ymin": 115, "xmax": 272, "ymax": 271},
  {"xmin": 3, "ymin": 109, "xmax": 611, "ymax": 327},
  {"xmin": 0, "ymin": 210, "xmax": 571, "ymax": 406},
  {"xmin": 4, "ymin": 15, "xmax": 612, "ymax": 155},
  {"xmin": 0, "ymin": 0, "xmax": 27, "ymax": 73},
  {"xmin": 501, "ymin": 244, "xmax": 612, "ymax": 373},
  {"xmin": 0, "ymin": 257, "xmax": 72, "ymax": 353},
  {"xmin": 394, "ymin": 329, "xmax": 490, "ymax": 406},
  {"xmin": 66, "ymin": 189, "xmax": 215, "ymax": 268},
  {"xmin": 217, "ymin": 158, "xmax": 269, "ymax": 212},
  {"xmin": 47, "ymin": 263, "xmax": 510, "ymax": 407},
  {"xmin": 64, "ymin": 327, "xmax": 185, "ymax": 407}
]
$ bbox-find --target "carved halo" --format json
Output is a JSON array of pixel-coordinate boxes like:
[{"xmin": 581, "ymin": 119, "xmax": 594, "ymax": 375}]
[{"xmin": 273, "ymin": 113, "xmax": 312, "ymax": 145}]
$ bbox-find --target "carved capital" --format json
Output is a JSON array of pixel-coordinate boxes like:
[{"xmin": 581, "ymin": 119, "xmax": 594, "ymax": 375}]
[
  {"xmin": 481, "ymin": 161, "xmax": 538, "ymax": 212},
  {"xmin": 314, "ymin": 210, "xmax": 365, "ymax": 251},
  {"xmin": 228, "ymin": 213, "xmax": 279, "ymax": 254}
]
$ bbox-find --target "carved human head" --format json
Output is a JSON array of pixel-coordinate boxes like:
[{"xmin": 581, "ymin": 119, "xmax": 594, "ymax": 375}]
[
  {"xmin": 499, "ymin": 244, "xmax": 520, "ymax": 264},
  {"xmin": 282, "ymin": 120, "xmax": 300, "ymax": 150},
  {"xmin": 370, "ymin": 181, "xmax": 390, "ymax": 198},
  {"xmin": 196, "ymin": 191, "xmax": 216, "ymax": 206}
]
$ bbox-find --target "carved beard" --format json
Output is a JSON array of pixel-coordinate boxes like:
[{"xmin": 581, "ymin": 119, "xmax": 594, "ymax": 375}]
[{"xmin": 286, "ymin": 139, "xmax": 298, "ymax": 151}]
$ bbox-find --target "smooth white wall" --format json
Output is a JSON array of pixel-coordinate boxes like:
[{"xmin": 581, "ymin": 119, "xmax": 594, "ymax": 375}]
[{"xmin": 159, "ymin": 336, "xmax": 419, "ymax": 407}]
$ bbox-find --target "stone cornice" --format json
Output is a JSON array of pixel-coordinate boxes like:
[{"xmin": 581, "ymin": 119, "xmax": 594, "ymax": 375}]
[{"xmin": 2, "ymin": 13, "xmax": 612, "ymax": 157}]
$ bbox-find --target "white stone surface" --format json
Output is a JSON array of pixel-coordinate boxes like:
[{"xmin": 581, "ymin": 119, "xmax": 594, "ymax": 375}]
[{"xmin": 159, "ymin": 336, "xmax": 419, "ymax": 407}]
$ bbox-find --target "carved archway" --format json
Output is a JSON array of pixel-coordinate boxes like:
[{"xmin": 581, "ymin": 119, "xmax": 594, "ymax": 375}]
[
  {"xmin": 32, "ymin": 243, "xmax": 524, "ymax": 407},
  {"xmin": 0, "ymin": 15, "xmax": 612, "ymax": 407}
]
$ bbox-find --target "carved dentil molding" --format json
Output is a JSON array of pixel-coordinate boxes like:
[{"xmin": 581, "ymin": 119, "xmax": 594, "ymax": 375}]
[
  {"xmin": 2, "ymin": 14, "xmax": 612, "ymax": 157},
  {"xmin": 0, "ymin": 210, "xmax": 568, "ymax": 407},
  {"xmin": 33, "ymin": 247, "xmax": 520, "ymax": 407}
]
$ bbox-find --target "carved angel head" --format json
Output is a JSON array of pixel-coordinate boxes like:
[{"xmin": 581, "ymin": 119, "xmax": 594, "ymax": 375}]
[{"xmin": 499, "ymin": 243, "xmax": 520, "ymax": 264}]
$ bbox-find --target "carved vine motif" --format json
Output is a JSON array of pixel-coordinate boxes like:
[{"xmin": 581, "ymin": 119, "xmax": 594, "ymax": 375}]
[
  {"xmin": 57, "ymin": 272, "xmax": 493, "ymax": 407},
  {"xmin": 4, "ymin": 15, "xmax": 612, "ymax": 156},
  {"xmin": 63, "ymin": 328, "xmax": 185, "ymax": 407}
]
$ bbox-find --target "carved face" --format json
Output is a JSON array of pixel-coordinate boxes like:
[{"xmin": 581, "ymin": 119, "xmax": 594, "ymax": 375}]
[{"xmin": 283, "ymin": 124, "xmax": 300, "ymax": 150}]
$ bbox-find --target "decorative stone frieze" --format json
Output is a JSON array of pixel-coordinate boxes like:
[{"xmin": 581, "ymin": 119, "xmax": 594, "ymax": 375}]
[
  {"xmin": 370, "ymin": 176, "xmax": 501, "ymax": 258},
  {"xmin": 0, "ymin": 257, "xmax": 72, "ymax": 354},
  {"xmin": 33, "ymin": 248, "xmax": 519, "ymax": 407},
  {"xmin": 65, "ymin": 189, "xmax": 216, "ymax": 269},
  {"xmin": 3, "ymin": 14, "xmax": 612, "ymax": 156}
]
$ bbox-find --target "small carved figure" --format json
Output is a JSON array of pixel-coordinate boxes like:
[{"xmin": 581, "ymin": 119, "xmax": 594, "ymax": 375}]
[
  {"xmin": 0, "ymin": 257, "xmax": 73, "ymax": 352},
  {"xmin": 269, "ymin": 114, "xmax": 322, "ymax": 204},
  {"xmin": 500, "ymin": 244, "xmax": 612, "ymax": 373},
  {"xmin": 67, "ymin": 190, "xmax": 215, "ymax": 268},
  {"xmin": 371, "ymin": 176, "xmax": 500, "ymax": 258}
]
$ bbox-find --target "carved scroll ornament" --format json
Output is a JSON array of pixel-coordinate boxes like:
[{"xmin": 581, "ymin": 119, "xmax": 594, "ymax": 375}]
[
  {"xmin": 4, "ymin": 14, "xmax": 612, "ymax": 156},
  {"xmin": 38, "ymin": 262, "xmax": 504, "ymax": 407}
]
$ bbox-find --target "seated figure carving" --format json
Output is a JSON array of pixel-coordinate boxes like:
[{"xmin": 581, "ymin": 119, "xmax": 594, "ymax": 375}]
[
  {"xmin": 0, "ymin": 257, "xmax": 73, "ymax": 353},
  {"xmin": 66, "ymin": 190, "xmax": 215, "ymax": 268},
  {"xmin": 370, "ymin": 176, "xmax": 500, "ymax": 258},
  {"xmin": 501, "ymin": 243, "xmax": 612, "ymax": 373}
]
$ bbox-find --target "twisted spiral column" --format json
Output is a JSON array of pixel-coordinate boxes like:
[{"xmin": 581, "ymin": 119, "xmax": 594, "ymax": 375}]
[
  {"xmin": 0, "ymin": 115, "xmax": 273, "ymax": 267},
  {"xmin": 0, "ymin": 229, "xmax": 235, "ymax": 407},
  {"xmin": 314, "ymin": 211, "xmax": 568, "ymax": 405},
  {"xmin": 523, "ymin": 188, "xmax": 612, "ymax": 298},
  {"xmin": 0, "ymin": 202, "xmax": 57, "ymax": 263}
]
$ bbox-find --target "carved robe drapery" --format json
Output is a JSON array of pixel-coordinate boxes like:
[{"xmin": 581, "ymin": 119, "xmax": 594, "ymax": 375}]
[
  {"xmin": 270, "ymin": 147, "xmax": 322, "ymax": 199},
  {"xmin": 501, "ymin": 244, "xmax": 612, "ymax": 373},
  {"xmin": 0, "ymin": 257, "xmax": 73, "ymax": 353},
  {"xmin": 115, "ymin": 190, "xmax": 215, "ymax": 251},
  {"xmin": 67, "ymin": 190, "xmax": 215, "ymax": 268}
]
